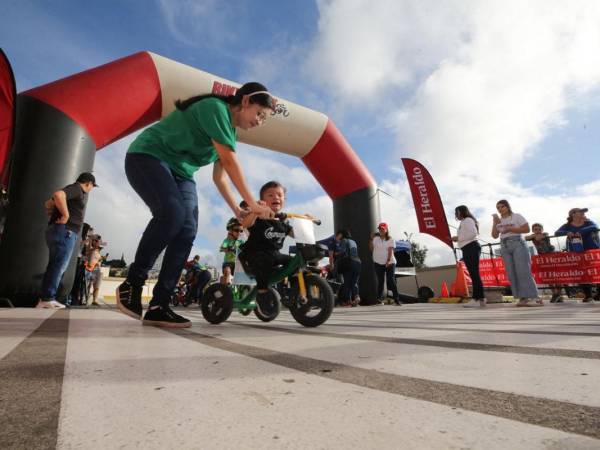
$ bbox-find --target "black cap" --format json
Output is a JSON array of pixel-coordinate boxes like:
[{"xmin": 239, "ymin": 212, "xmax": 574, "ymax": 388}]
[{"xmin": 76, "ymin": 172, "xmax": 98, "ymax": 187}]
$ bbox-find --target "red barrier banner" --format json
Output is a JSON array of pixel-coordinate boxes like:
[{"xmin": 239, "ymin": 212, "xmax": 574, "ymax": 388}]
[{"xmin": 461, "ymin": 250, "xmax": 600, "ymax": 287}]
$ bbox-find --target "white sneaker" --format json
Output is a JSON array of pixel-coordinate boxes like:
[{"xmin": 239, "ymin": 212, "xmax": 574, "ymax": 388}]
[
  {"xmin": 36, "ymin": 300, "xmax": 65, "ymax": 309},
  {"xmin": 519, "ymin": 298, "xmax": 543, "ymax": 307},
  {"xmin": 479, "ymin": 299, "xmax": 487, "ymax": 307},
  {"xmin": 463, "ymin": 299, "xmax": 478, "ymax": 308}
]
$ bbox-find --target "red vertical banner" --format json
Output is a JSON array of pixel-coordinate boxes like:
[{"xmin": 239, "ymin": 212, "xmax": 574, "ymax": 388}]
[
  {"xmin": 401, "ymin": 158, "xmax": 453, "ymax": 249},
  {"xmin": 0, "ymin": 49, "xmax": 16, "ymax": 189}
]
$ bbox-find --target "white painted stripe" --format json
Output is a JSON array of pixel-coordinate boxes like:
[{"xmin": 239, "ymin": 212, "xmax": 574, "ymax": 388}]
[
  {"xmin": 148, "ymin": 52, "xmax": 328, "ymax": 157},
  {"xmin": 55, "ymin": 309, "xmax": 600, "ymax": 448},
  {"xmin": 0, "ymin": 309, "xmax": 54, "ymax": 359}
]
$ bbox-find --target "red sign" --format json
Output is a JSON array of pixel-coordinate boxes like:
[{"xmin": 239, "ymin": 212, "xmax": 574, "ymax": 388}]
[
  {"xmin": 401, "ymin": 158, "xmax": 453, "ymax": 249},
  {"xmin": 461, "ymin": 250, "xmax": 600, "ymax": 286},
  {"xmin": 212, "ymin": 81, "xmax": 237, "ymax": 96}
]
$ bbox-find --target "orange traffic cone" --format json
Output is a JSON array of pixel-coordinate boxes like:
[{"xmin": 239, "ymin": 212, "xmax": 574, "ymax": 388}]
[
  {"xmin": 453, "ymin": 262, "xmax": 470, "ymax": 297},
  {"xmin": 440, "ymin": 281, "xmax": 449, "ymax": 298}
]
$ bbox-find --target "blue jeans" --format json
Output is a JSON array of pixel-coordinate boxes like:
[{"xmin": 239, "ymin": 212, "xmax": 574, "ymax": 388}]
[
  {"xmin": 125, "ymin": 153, "xmax": 198, "ymax": 306},
  {"xmin": 374, "ymin": 262, "xmax": 399, "ymax": 301},
  {"xmin": 500, "ymin": 236, "xmax": 538, "ymax": 299},
  {"xmin": 339, "ymin": 259, "xmax": 361, "ymax": 302},
  {"xmin": 41, "ymin": 224, "xmax": 78, "ymax": 300}
]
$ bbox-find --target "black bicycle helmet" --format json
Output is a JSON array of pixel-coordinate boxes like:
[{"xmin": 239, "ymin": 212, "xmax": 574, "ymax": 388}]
[{"xmin": 226, "ymin": 217, "xmax": 241, "ymax": 231}]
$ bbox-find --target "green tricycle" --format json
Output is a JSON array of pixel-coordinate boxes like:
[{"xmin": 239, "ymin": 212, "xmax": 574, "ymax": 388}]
[{"xmin": 201, "ymin": 213, "xmax": 335, "ymax": 327}]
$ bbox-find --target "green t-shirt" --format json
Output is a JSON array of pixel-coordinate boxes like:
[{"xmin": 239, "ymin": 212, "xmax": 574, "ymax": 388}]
[
  {"xmin": 220, "ymin": 237, "xmax": 243, "ymax": 263},
  {"xmin": 128, "ymin": 97, "xmax": 237, "ymax": 179}
]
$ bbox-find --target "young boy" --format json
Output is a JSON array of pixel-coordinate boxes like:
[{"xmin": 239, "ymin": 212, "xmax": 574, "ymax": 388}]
[
  {"xmin": 219, "ymin": 218, "xmax": 244, "ymax": 284},
  {"xmin": 238, "ymin": 181, "xmax": 293, "ymax": 311}
]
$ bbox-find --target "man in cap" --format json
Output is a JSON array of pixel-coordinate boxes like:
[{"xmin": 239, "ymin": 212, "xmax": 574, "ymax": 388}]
[
  {"xmin": 555, "ymin": 207, "xmax": 600, "ymax": 303},
  {"xmin": 37, "ymin": 172, "xmax": 98, "ymax": 308}
]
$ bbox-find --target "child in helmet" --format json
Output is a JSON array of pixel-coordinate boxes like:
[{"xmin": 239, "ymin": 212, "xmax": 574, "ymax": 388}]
[{"xmin": 219, "ymin": 217, "xmax": 245, "ymax": 284}]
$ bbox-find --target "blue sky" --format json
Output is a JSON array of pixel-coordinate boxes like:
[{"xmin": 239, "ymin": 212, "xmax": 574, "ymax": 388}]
[{"xmin": 2, "ymin": 0, "xmax": 600, "ymax": 267}]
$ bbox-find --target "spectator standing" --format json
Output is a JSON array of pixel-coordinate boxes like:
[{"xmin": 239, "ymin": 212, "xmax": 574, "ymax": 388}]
[
  {"xmin": 491, "ymin": 199, "xmax": 541, "ymax": 307},
  {"xmin": 452, "ymin": 205, "xmax": 486, "ymax": 308},
  {"xmin": 335, "ymin": 229, "xmax": 361, "ymax": 307},
  {"xmin": 370, "ymin": 223, "xmax": 401, "ymax": 305},
  {"xmin": 555, "ymin": 208, "xmax": 600, "ymax": 304},
  {"xmin": 85, "ymin": 234, "xmax": 105, "ymax": 306},
  {"xmin": 525, "ymin": 223, "xmax": 563, "ymax": 302},
  {"xmin": 37, "ymin": 172, "xmax": 98, "ymax": 308}
]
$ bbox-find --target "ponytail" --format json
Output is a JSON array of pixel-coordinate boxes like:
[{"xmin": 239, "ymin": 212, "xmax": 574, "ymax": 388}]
[{"xmin": 175, "ymin": 81, "xmax": 273, "ymax": 111}]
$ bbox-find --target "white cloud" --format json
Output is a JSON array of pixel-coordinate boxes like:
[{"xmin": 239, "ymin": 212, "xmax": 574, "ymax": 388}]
[
  {"xmin": 310, "ymin": 0, "xmax": 471, "ymax": 103},
  {"xmin": 310, "ymin": 0, "xmax": 600, "ymax": 181},
  {"xmin": 304, "ymin": 0, "xmax": 600, "ymax": 268},
  {"xmin": 156, "ymin": 0, "xmax": 237, "ymax": 50}
]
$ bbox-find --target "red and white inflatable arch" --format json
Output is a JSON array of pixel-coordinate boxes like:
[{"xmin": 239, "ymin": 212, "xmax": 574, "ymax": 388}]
[{"xmin": 0, "ymin": 52, "xmax": 380, "ymax": 304}]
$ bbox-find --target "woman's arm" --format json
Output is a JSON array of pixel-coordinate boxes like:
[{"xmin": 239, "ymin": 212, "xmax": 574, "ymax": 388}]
[
  {"xmin": 212, "ymin": 160, "xmax": 239, "ymax": 215},
  {"xmin": 507, "ymin": 223, "xmax": 530, "ymax": 234},
  {"xmin": 368, "ymin": 234, "xmax": 376, "ymax": 252},
  {"xmin": 491, "ymin": 216, "xmax": 500, "ymax": 239},
  {"xmin": 241, "ymin": 213, "xmax": 258, "ymax": 229},
  {"xmin": 554, "ymin": 224, "xmax": 569, "ymax": 237},
  {"xmin": 579, "ymin": 221, "xmax": 600, "ymax": 234},
  {"xmin": 386, "ymin": 246, "xmax": 394, "ymax": 266},
  {"xmin": 213, "ymin": 140, "xmax": 273, "ymax": 218}
]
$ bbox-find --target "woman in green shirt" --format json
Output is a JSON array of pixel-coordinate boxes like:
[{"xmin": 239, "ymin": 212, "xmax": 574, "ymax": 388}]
[{"xmin": 116, "ymin": 82, "xmax": 274, "ymax": 328}]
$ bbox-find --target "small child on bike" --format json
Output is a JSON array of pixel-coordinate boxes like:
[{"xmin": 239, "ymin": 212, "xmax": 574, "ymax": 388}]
[
  {"xmin": 219, "ymin": 217, "xmax": 245, "ymax": 284},
  {"xmin": 238, "ymin": 181, "xmax": 293, "ymax": 309}
]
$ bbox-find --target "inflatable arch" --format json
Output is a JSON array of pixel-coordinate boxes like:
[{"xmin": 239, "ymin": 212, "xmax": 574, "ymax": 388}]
[{"xmin": 0, "ymin": 52, "xmax": 380, "ymax": 305}]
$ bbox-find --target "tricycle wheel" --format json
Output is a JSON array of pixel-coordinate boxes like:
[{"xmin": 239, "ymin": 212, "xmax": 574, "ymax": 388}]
[
  {"xmin": 254, "ymin": 288, "xmax": 281, "ymax": 322},
  {"xmin": 201, "ymin": 283, "xmax": 233, "ymax": 324},
  {"xmin": 289, "ymin": 274, "xmax": 334, "ymax": 327}
]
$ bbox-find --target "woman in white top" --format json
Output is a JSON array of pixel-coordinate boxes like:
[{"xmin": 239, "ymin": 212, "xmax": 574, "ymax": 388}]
[
  {"xmin": 369, "ymin": 222, "xmax": 400, "ymax": 305},
  {"xmin": 491, "ymin": 199, "xmax": 541, "ymax": 307},
  {"xmin": 452, "ymin": 205, "xmax": 485, "ymax": 308}
]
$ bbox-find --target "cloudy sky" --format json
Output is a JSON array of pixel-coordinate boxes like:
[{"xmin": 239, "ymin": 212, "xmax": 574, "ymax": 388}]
[{"xmin": 2, "ymin": 0, "xmax": 600, "ymax": 267}]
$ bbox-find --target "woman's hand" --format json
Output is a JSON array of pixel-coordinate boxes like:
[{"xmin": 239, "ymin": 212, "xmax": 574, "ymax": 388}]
[
  {"xmin": 250, "ymin": 201, "xmax": 274, "ymax": 219},
  {"xmin": 233, "ymin": 205, "xmax": 243, "ymax": 220},
  {"xmin": 492, "ymin": 213, "xmax": 500, "ymax": 224}
]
